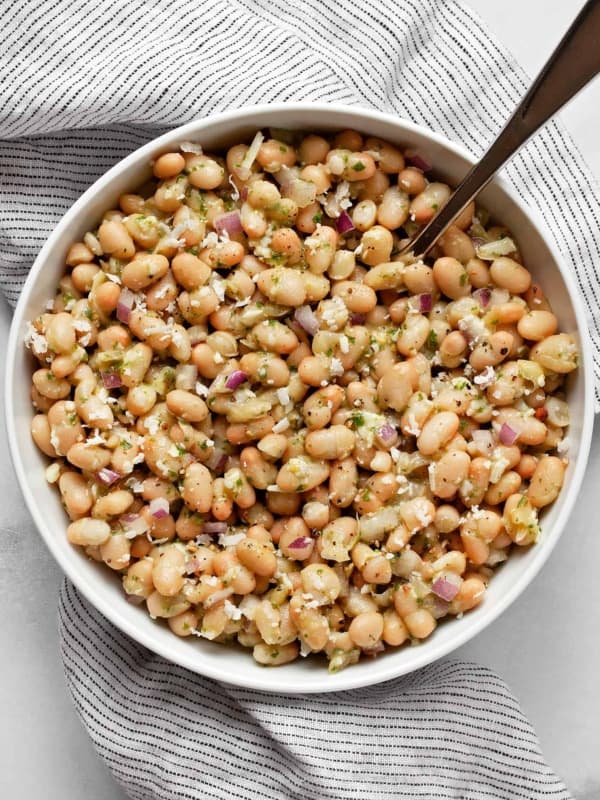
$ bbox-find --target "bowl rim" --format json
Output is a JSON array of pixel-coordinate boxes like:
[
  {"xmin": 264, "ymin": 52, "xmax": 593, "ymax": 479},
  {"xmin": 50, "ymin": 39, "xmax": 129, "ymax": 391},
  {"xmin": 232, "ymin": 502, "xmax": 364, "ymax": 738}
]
[{"xmin": 5, "ymin": 101, "xmax": 595, "ymax": 693}]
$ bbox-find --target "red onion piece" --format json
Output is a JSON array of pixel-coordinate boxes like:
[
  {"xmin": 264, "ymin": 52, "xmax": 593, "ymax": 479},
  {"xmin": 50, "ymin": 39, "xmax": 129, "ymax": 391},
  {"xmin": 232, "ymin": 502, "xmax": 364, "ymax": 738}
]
[
  {"xmin": 378, "ymin": 422, "xmax": 396, "ymax": 443},
  {"xmin": 294, "ymin": 305, "xmax": 319, "ymax": 336},
  {"xmin": 471, "ymin": 236, "xmax": 487, "ymax": 250},
  {"xmin": 405, "ymin": 151, "xmax": 432, "ymax": 172},
  {"xmin": 225, "ymin": 370, "xmax": 248, "ymax": 390},
  {"xmin": 490, "ymin": 287, "xmax": 510, "ymax": 306},
  {"xmin": 186, "ymin": 556, "xmax": 202, "ymax": 575},
  {"xmin": 336, "ymin": 210, "xmax": 355, "ymax": 234},
  {"xmin": 499, "ymin": 422, "xmax": 519, "ymax": 446},
  {"xmin": 125, "ymin": 593, "xmax": 145, "ymax": 606},
  {"xmin": 116, "ymin": 287, "xmax": 135, "ymax": 323},
  {"xmin": 432, "ymin": 575, "xmax": 461, "ymax": 602},
  {"xmin": 121, "ymin": 514, "xmax": 149, "ymax": 538},
  {"xmin": 350, "ymin": 312, "xmax": 366, "ymax": 325},
  {"xmin": 288, "ymin": 536, "xmax": 313, "ymax": 550},
  {"xmin": 101, "ymin": 370, "xmax": 122, "ymax": 389},
  {"xmin": 149, "ymin": 497, "xmax": 169, "ymax": 519},
  {"xmin": 206, "ymin": 448, "xmax": 228, "ymax": 473},
  {"xmin": 473, "ymin": 288, "xmax": 491, "ymax": 308},
  {"xmin": 202, "ymin": 521, "xmax": 228, "ymax": 535},
  {"xmin": 214, "ymin": 211, "xmax": 243, "ymax": 237},
  {"xmin": 96, "ymin": 467, "xmax": 120, "ymax": 486},
  {"xmin": 419, "ymin": 293, "xmax": 432, "ymax": 313}
]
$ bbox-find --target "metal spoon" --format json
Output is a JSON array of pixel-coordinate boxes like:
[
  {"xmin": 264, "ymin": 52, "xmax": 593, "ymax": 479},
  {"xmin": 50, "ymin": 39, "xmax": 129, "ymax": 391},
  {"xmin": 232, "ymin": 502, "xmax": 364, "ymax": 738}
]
[{"xmin": 401, "ymin": 0, "xmax": 600, "ymax": 258}]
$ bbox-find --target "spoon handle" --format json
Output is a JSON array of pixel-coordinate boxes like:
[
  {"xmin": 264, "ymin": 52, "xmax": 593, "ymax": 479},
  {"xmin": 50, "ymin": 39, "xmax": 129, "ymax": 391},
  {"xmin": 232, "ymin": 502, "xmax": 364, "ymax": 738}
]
[{"xmin": 403, "ymin": 0, "xmax": 600, "ymax": 257}]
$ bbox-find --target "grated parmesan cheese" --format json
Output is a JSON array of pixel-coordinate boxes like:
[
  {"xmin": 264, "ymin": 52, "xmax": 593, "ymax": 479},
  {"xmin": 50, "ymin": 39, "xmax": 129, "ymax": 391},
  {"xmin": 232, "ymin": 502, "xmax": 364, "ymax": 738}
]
[
  {"xmin": 299, "ymin": 638, "xmax": 312, "ymax": 658},
  {"xmin": 223, "ymin": 599, "xmax": 242, "ymax": 621},
  {"xmin": 404, "ymin": 413, "xmax": 421, "ymax": 437},
  {"xmin": 210, "ymin": 275, "xmax": 226, "ymax": 302},
  {"xmin": 85, "ymin": 430, "xmax": 106, "ymax": 446},
  {"xmin": 458, "ymin": 315, "xmax": 488, "ymax": 349},
  {"xmin": 201, "ymin": 232, "xmax": 219, "ymax": 248},
  {"xmin": 330, "ymin": 357, "xmax": 344, "ymax": 377},
  {"xmin": 145, "ymin": 416, "xmax": 160, "ymax": 435},
  {"xmin": 473, "ymin": 365, "xmax": 496, "ymax": 389},
  {"xmin": 218, "ymin": 532, "xmax": 246, "ymax": 547},
  {"xmin": 24, "ymin": 322, "xmax": 48, "ymax": 354},
  {"xmin": 272, "ymin": 417, "xmax": 290, "ymax": 433},
  {"xmin": 276, "ymin": 388, "xmax": 290, "ymax": 406}
]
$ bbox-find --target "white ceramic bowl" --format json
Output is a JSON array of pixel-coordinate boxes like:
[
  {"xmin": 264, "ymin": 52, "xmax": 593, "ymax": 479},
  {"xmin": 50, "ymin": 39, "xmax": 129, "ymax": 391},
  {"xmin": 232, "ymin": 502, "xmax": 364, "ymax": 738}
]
[{"xmin": 6, "ymin": 103, "xmax": 594, "ymax": 693}]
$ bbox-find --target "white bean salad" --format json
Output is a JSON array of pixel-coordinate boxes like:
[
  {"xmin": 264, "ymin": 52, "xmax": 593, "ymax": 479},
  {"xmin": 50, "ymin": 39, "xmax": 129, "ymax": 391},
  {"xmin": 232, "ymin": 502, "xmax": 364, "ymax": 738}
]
[{"xmin": 26, "ymin": 129, "xmax": 578, "ymax": 671}]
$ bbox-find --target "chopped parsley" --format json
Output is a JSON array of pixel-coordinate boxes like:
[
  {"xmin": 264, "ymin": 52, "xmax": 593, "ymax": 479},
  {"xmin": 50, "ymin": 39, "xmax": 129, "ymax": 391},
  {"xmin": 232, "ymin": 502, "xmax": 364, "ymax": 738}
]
[
  {"xmin": 350, "ymin": 411, "xmax": 365, "ymax": 429},
  {"xmin": 426, "ymin": 329, "xmax": 438, "ymax": 349}
]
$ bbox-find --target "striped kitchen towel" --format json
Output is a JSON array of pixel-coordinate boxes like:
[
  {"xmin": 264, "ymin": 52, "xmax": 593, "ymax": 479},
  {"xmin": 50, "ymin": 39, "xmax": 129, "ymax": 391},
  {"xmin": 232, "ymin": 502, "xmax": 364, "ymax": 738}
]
[
  {"xmin": 59, "ymin": 582, "xmax": 572, "ymax": 800},
  {"xmin": 1, "ymin": 0, "xmax": 592, "ymax": 797}
]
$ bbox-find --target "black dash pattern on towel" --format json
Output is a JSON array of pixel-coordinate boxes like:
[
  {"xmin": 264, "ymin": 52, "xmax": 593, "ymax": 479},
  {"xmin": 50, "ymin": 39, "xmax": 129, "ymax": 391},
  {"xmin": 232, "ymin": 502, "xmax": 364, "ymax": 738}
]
[
  {"xmin": 59, "ymin": 582, "xmax": 572, "ymax": 800},
  {"xmin": 1, "ymin": 0, "xmax": 599, "ymax": 405}
]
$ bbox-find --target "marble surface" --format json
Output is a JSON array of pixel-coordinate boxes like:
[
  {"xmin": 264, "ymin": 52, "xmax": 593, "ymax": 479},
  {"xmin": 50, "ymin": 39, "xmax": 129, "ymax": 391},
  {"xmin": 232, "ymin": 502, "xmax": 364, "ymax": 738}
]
[{"xmin": 1, "ymin": 1, "xmax": 599, "ymax": 797}]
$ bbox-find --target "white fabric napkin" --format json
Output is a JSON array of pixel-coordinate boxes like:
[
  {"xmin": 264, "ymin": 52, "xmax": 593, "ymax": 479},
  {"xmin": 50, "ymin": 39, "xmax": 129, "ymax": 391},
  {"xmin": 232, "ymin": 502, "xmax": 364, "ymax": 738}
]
[{"xmin": 1, "ymin": 0, "xmax": 594, "ymax": 797}]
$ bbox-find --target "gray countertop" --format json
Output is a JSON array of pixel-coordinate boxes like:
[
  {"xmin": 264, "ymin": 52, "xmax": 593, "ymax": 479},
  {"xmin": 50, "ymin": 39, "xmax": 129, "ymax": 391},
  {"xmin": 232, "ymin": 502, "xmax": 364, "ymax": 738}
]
[{"xmin": 2, "ymin": 1, "xmax": 600, "ymax": 797}]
